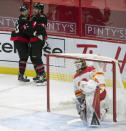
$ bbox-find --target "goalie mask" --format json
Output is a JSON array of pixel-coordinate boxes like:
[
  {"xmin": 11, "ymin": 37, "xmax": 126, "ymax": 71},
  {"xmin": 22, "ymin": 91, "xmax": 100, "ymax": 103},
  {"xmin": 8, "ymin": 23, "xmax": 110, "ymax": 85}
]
[{"xmin": 75, "ymin": 59, "xmax": 87, "ymax": 74}]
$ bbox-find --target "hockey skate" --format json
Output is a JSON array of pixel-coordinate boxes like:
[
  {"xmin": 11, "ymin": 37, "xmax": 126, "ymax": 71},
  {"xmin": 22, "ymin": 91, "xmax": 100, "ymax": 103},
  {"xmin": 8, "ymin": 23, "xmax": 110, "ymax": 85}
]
[
  {"xmin": 100, "ymin": 107, "xmax": 109, "ymax": 121},
  {"xmin": 18, "ymin": 74, "xmax": 30, "ymax": 82},
  {"xmin": 36, "ymin": 73, "xmax": 46, "ymax": 86},
  {"xmin": 33, "ymin": 75, "xmax": 40, "ymax": 81}
]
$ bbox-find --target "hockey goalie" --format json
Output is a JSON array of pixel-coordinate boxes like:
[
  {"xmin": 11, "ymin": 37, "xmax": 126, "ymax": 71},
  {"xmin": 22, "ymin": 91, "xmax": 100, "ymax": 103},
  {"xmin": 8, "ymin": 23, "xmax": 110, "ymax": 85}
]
[{"xmin": 73, "ymin": 59, "xmax": 109, "ymax": 126}]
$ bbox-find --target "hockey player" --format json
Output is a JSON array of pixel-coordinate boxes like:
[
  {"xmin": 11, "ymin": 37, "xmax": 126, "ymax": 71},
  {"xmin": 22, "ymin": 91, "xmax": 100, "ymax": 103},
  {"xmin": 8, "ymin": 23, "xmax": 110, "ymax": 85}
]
[
  {"xmin": 10, "ymin": 5, "xmax": 30, "ymax": 82},
  {"xmin": 29, "ymin": 2, "xmax": 47, "ymax": 84},
  {"xmin": 73, "ymin": 59, "xmax": 108, "ymax": 125}
]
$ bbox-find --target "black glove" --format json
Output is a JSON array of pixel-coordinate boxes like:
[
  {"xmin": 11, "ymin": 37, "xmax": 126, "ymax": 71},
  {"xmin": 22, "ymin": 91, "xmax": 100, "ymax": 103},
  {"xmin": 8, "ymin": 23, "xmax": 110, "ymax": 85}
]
[{"xmin": 43, "ymin": 41, "xmax": 49, "ymax": 49}]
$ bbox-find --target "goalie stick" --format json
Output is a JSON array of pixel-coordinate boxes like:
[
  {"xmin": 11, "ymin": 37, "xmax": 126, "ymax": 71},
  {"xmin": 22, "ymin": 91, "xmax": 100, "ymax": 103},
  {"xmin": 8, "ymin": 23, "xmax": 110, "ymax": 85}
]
[
  {"xmin": 90, "ymin": 87, "xmax": 100, "ymax": 126},
  {"xmin": 91, "ymin": 110, "xmax": 100, "ymax": 125},
  {"xmin": 82, "ymin": 87, "xmax": 100, "ymax": 126},
  {"xmin": 80, "ymin": 99, "xmax": 100, "ymax": 126}
]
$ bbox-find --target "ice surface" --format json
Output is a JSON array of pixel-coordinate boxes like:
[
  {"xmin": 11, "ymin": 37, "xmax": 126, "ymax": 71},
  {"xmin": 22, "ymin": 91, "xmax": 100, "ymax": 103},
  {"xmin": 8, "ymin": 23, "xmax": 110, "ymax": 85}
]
[{"xmin": 0, "ymin": 74, "xmax": 125, "ymax": 131}]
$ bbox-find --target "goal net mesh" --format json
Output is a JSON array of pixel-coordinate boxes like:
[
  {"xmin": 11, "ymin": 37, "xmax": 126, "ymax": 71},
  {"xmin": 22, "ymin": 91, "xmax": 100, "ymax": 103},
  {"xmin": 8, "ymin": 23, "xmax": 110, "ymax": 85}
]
[{"xmin": 47, "ymin": 53, "xmax": 126, "ymax": 122}]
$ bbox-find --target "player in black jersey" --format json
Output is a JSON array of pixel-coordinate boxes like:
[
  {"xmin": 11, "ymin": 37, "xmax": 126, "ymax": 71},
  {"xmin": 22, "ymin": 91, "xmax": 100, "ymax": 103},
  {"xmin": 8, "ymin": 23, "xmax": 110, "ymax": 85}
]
[
  {"xmin": 29, "ymin": 2, "xmax": 48, "ymax": 84},
  {"xmin": 10, "ymin": 5, "xmax": 30, "ymax": 82}
]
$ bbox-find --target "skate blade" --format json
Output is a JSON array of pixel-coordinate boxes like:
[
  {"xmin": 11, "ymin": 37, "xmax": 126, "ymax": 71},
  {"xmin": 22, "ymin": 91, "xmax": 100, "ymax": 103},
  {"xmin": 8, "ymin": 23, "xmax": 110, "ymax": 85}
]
[{"xmin": 36, "ymin": 81, "xmax": 47, "ymax": 86}]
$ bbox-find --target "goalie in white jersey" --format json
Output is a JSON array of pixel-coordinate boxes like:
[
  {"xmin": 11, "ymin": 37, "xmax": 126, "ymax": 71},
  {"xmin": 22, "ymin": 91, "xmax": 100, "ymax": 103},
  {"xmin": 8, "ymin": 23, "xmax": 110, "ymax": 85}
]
[{"xmin": 73, "ymin": 59, "xmax": 108, "ymax": 125}]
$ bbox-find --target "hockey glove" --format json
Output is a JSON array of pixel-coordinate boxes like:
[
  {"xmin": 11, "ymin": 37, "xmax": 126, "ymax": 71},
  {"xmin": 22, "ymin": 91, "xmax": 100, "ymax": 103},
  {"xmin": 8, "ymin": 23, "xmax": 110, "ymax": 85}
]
[
  {"xmin": 33, "ymin": 31, "xmax": 43, "ymax": 41},
  {"xmin": 43, "ymin": 41, "xmax": 49, "ymax": 49}
]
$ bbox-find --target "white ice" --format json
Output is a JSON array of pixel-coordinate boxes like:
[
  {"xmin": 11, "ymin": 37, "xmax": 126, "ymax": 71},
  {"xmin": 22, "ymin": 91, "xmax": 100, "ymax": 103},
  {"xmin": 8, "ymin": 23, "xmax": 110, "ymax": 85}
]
[{"xmin": 0, "ymin": 74, "xmax": 126, "ymax": 131}]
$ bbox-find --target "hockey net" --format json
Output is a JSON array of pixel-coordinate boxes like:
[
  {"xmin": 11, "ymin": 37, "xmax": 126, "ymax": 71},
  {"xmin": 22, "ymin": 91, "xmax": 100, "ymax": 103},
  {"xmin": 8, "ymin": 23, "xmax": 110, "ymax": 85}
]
[{"xmin": 46, "ymin": 53, "xmax": 126, "ymax": 122}]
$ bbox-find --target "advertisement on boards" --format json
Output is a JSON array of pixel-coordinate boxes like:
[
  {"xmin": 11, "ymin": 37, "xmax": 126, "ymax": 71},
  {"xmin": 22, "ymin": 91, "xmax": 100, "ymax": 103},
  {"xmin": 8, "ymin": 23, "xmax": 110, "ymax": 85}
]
[
  {"xmin": 0, "ymin": 31, "xmax": 126, "ymax": 85},
  {"xmin": 67, "ymin": 38, "xmax": 126, "ymax": 83},
  {"xmin": 0, "ymin": 32, "xmax": 65, "ymax": 69}
]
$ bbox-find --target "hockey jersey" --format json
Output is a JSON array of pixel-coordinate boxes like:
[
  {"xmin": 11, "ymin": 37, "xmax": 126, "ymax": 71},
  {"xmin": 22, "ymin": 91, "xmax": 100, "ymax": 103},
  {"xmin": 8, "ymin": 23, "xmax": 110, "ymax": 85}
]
[
  {"xmin": 73, "ymin": 66, "xmax": 106, "ymax": 101},
  {"xmin": 29, "ymin": 14, "xmax": 48, "ymax": 42},
  {"xmin": 10, "ymin": 15, "xmax": 29, "ymax": 43}
]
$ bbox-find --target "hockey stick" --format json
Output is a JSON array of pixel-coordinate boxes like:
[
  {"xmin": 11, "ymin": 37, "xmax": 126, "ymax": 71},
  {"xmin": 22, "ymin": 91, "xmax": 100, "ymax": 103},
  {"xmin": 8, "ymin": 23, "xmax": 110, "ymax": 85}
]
[
  {"xmin": 91, "ymin": 110, "xmax": 100, "ymax": 125},
  {"xmin": 91, "ymin": 87, "xmax": 100, "ymax": 125}
]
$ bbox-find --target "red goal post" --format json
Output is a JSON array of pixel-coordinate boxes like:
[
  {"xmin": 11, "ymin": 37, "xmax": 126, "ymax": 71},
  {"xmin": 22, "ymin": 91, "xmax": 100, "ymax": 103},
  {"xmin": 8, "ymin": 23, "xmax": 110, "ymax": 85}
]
[{"xmin": 46, "ymin": 53, "xmax": 123, "ymax": 122}]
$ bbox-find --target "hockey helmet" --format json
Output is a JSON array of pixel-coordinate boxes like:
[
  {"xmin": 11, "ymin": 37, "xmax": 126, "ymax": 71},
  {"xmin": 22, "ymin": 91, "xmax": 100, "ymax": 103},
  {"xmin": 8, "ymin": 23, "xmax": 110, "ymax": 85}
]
[
  {"xmin": 20, "ymin": 5, "xmax": 28, "ymax": 12},
  {"xmin": 33, "ymin": 2, "xmax": 44, "ymax": 11},
  {"xmin": 75, "ymin": 59, "xmax": 87, "ymax": 71}
]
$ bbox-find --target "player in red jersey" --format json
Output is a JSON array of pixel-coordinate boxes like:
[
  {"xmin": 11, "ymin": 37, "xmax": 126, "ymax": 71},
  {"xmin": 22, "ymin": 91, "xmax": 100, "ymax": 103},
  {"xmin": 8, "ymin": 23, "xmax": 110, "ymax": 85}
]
[
  {"xmin": 10, "ymin": 5, "xmax": 30, "ymax": 82},
  {"xmin": 29, "ymin": 2, "xmax": 48, "ymax": 84}
]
